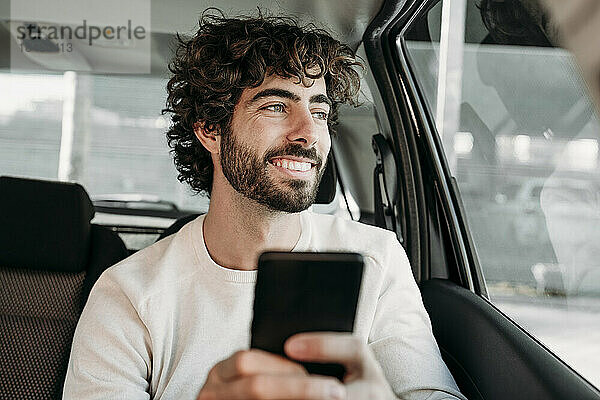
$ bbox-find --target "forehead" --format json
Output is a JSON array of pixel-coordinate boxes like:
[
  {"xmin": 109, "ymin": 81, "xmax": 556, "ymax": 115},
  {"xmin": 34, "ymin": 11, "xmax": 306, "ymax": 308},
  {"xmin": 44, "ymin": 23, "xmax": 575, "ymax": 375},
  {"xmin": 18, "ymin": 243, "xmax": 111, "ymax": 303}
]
[{"xmin": 240, "ymin": 74, "xmax": 328, "ymax": 103}]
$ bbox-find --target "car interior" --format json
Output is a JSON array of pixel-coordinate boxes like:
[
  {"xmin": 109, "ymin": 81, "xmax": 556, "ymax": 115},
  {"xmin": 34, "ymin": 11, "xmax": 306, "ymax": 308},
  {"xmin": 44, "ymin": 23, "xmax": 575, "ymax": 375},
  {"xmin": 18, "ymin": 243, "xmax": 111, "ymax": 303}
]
[{"xmin": 1, "ymin": 0, "xmax": 600, "ymax": 399}]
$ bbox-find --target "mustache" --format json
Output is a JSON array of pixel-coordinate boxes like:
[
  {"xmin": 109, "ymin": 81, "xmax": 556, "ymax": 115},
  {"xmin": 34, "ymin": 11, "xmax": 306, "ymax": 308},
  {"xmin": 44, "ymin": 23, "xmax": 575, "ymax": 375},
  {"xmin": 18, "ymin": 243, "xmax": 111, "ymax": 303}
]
[{"xmin": 263, "ymin": 144, "xmax": 324, "ymax": 168}]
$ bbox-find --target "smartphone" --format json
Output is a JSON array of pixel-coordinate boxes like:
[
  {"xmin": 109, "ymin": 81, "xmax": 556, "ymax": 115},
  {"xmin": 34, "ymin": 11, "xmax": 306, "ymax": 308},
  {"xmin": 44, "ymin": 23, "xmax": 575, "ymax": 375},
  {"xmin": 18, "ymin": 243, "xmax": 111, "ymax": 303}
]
[{"xmin": 251, "ymin": 251, "xmax": 364, "ymax": 380}]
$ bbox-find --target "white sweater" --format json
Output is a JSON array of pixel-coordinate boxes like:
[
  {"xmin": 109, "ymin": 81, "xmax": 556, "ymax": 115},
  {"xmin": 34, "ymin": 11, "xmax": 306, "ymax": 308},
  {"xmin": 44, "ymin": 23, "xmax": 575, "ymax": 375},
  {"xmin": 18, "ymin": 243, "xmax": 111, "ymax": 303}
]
[{"xmin": 63, "ymin": 211, "xmax": 465, "ymax": 400}]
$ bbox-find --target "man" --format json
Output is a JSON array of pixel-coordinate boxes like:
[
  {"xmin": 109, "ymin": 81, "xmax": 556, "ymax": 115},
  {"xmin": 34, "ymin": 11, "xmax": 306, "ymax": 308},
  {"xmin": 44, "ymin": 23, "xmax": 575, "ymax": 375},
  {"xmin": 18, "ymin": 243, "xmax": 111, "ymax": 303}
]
[{"xmin": 63, "ymin": 11, "xmax": 465, "ymax": 400}]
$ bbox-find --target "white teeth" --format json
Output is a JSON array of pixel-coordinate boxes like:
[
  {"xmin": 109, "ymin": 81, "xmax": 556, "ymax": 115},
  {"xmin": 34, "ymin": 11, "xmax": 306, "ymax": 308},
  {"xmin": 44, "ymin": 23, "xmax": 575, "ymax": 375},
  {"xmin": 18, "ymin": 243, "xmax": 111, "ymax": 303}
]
[{"xmin": 271, "ymin": 158, "xmax": 312, "ymax": 172}]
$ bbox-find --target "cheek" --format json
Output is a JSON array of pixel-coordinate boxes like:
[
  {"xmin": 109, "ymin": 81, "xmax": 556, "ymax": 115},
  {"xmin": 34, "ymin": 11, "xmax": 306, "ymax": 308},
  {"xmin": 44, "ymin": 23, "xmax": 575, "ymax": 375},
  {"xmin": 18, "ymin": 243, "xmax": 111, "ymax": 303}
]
[
  {"xmin": 248, "ymin": 118, "xmax": 284, "ymax": 147},
  {"xmin": 231, "ymin": 118, "xmax": 271, "ymax": 152}
]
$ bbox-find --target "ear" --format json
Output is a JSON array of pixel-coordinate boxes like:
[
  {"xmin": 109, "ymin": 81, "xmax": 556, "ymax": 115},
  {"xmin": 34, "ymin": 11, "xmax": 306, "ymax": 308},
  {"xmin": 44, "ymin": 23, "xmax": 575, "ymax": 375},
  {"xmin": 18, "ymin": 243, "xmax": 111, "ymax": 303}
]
[{"xmin": 193, "ymin": 121, "xmax": 220, "ymax": 154}]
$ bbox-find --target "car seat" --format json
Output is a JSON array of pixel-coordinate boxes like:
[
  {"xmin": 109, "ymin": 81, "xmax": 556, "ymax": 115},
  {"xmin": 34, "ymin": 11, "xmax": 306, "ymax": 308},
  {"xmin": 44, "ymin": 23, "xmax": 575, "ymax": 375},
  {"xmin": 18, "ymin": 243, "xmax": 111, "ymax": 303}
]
[{"xmin": 0, "ymin": 176, "xmax": 129, "ymax": 400}]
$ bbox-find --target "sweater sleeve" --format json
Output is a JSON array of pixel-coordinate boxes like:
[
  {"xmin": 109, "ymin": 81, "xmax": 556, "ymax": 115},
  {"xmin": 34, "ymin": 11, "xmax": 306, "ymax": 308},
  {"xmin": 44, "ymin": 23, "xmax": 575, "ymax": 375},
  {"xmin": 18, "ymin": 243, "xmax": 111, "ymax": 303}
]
[
  {"xmin": 368, "ymin": 234, "xmax": 467, "ymax": 400},
  {"xmin": 63, "ymin": 271, "xmax": 152, "ymax": 400}
]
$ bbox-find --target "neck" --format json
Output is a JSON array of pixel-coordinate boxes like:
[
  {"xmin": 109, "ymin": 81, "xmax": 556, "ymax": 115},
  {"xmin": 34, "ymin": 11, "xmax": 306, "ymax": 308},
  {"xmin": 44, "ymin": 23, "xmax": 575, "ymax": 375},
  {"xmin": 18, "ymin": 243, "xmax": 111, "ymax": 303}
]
[{"xmin": 202, "ymin": 179, "xmax": 302, "ymax": 271}]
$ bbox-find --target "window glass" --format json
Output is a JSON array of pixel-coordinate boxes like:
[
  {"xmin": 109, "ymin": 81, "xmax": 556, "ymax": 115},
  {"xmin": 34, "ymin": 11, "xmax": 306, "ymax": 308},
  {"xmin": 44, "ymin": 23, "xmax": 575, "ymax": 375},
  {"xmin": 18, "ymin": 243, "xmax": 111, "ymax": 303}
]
[
  {"xmin": 403, "ymin": 0, "xmax": 600, "ymax": 387},
  {"xmin": 0, "ymin": 71, "xmax": 209, "ymax": 213}
]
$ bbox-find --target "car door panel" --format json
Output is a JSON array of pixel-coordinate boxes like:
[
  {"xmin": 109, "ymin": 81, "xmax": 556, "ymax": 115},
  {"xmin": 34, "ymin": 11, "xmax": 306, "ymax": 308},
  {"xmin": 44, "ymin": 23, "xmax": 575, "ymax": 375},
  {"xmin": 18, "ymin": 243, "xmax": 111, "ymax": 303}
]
[{"xmin": 421, "ymin": 279, "xmax": 600, "ymax": 400}]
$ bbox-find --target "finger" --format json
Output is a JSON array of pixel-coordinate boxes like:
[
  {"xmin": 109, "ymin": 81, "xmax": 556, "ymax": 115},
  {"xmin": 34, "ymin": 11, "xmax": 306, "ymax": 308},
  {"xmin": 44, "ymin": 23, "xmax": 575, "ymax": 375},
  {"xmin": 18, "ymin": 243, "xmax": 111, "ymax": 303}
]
[
  {"xmin": 212, "ymin": 349, "xmax": 307, "ymax": 382},
  {"xmin": 200, "ymin": 374, "xmax": 346, "ymax": 400},
  {"xmin": 284, "ymin": 332, "xmax": 366, "ymax": 366}
]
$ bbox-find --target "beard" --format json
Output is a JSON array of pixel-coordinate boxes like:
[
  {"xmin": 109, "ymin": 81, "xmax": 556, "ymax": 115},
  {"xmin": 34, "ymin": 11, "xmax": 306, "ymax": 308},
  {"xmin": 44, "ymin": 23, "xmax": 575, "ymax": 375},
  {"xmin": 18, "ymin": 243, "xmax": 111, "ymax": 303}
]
[{"xmin": 219, "ymin": 128, "xmax": 325, "ymax": 213}]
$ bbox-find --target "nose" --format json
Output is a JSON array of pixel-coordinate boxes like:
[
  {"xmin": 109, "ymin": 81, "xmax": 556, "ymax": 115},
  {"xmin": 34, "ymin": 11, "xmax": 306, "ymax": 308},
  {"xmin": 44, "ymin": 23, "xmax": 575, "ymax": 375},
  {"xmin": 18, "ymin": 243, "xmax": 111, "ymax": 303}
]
[{"xmin": 286, "ymin": 110, "xmax": 320, "ymax": 148}]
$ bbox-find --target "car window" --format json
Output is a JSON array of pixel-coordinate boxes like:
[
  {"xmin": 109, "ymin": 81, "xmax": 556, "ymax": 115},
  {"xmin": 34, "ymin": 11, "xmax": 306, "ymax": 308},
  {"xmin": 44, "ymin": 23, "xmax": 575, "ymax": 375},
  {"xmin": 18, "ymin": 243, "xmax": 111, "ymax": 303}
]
[
  {"xmin": 403, "ymin": 0, "xmax": 600, "ymax": 388},
  {"xmin": 0, "ymin": 71, "xmax": 208, "ymax": 210}
]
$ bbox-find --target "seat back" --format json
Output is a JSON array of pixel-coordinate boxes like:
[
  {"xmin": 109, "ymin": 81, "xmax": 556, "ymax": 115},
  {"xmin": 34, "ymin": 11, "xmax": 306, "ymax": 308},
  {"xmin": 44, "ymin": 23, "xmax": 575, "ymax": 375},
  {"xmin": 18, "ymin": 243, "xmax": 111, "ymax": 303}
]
[{"xmin": 0, "ymin": 176, "xmax": 128, "ymax": 399}]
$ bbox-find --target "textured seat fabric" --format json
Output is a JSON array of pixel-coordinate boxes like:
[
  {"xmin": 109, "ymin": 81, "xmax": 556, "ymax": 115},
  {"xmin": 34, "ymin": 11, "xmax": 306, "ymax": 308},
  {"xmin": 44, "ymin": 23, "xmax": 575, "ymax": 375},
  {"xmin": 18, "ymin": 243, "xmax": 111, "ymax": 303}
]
[
  {"xmin": 0, "ymin": 176, "xmax": 128, "ymax": 400},
  {"xmin": 0, "ymin": 268, "xmax": 85, "ymax": 399}
]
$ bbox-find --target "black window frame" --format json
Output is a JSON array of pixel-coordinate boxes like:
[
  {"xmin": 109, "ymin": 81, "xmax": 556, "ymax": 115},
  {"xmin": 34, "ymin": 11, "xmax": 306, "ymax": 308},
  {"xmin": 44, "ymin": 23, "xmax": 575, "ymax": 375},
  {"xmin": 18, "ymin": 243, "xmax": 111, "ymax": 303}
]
[{"xmin": 364, "ymin": 0, "xmax": 487, "ymax": 295}]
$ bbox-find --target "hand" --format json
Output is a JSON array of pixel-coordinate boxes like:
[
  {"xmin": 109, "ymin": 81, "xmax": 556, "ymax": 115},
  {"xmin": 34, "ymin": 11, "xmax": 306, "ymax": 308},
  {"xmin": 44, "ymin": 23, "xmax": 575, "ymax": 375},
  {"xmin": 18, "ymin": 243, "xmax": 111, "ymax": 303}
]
[
  {"xmin": 196, "ymin": 348, "xmax": 347, "ymax": 400},
  {"xmin": 285, "ymin": 332, "xmax": 396, "ymax": 400}
]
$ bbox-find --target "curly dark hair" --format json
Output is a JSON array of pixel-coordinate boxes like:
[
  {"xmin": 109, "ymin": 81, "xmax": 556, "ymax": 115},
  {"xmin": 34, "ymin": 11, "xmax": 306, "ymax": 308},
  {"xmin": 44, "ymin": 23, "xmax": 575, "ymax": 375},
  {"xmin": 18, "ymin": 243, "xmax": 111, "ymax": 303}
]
[{"xmin": 162, "ymin": 9, "xmax": 363, "ymax": 196}]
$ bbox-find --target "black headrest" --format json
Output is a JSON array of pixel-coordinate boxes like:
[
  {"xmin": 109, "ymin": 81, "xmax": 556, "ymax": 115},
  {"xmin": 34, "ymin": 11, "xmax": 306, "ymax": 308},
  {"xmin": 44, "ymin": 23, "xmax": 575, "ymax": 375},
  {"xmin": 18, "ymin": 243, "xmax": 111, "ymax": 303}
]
[
  {"xmin": 314, "ymin": 154, "xmax": 337, "ymax": 204},
  {"xmin": 0, "ymin": 176, "xmax": 95, "ymax": 273}
]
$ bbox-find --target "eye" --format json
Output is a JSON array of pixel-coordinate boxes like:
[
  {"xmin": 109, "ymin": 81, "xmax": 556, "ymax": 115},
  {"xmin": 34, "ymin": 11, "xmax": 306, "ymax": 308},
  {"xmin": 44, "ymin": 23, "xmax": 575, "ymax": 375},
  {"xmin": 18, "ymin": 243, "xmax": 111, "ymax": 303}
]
[
  {"xmin": 261, "ymin": 104, "xmax": 286, "ymax": 113},
  {"xmin": 312, "ymin": 111, "xmax": 329, "ymax": 120}
]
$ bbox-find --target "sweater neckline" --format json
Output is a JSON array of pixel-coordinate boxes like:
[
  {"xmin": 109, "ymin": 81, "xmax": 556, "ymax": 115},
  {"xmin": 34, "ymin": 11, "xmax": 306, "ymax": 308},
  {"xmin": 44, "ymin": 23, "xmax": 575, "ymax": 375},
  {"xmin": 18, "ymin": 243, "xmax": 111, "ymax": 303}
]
[{"xmin": 190, "ymin": 212, "xmax": 312, "ymax": 283}]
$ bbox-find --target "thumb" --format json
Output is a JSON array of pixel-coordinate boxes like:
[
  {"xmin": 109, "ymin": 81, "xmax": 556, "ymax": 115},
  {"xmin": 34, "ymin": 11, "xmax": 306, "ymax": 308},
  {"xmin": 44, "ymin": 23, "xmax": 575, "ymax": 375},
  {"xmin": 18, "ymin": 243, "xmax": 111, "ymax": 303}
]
[{"xmin": 284, "ymin": 332, "xmax": 368, "ymax": 371}]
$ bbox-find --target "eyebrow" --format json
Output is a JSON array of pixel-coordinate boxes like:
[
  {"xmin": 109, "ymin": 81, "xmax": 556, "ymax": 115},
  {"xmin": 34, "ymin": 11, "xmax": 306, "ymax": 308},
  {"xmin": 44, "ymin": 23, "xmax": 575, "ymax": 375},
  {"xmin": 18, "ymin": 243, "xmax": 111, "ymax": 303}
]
[
  {"xmin": 247, "ymin": 88, "xmax": 332, "ymax": 108},
  {"xmin": 309, "ymin": 94, "xmax": 332, "ymax": 107}
]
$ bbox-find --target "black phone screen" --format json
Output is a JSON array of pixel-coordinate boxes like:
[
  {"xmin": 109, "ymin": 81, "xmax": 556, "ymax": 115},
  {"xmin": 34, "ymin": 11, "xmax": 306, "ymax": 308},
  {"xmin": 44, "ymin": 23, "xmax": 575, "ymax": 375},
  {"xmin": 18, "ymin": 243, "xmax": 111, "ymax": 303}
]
[{"xmin": 251, "ymin": 251, "xmax": 364, "ymax": 380}]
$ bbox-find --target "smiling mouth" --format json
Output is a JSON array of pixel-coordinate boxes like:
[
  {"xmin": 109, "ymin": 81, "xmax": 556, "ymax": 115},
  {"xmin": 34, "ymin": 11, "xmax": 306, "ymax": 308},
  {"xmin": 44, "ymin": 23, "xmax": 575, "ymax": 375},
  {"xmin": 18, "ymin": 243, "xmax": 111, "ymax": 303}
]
[{"xmin": 268, "ymin": 157, "xmax": 316, "ymax": 172}]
